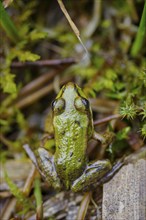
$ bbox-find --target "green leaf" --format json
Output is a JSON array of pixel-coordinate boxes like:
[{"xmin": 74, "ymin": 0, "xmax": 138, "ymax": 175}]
[
  {"xmin": 29, "ymin": 30, "xmax": 48, "ymax": 41},
  {"xmin": 1, "ymin": 72, "xmax": 17, "ymax": 94},
  {"xmin": 140, "ymin": 124, "xmax": 146, "ymax": 139},
  {"xmin": 105, "ymin": 69, "xmax": 117, "ymax": 80},
  {"xmin": 0, "ymin": 1, "xmax": 21, "ymax": 43},
  {"xmin": 16, "ymin": 50, "xmax": 40, "ymax": 62},
  {"xmin": 16, "ymin": 110, "xmax": 27, "ymax": 129},
  {"xmin": 120, "ymin": 102, "xmax": 137, "ymax": 119},
  {"xmin": 139, "ymin": 108, "xmax": 146, "ymax": 120},
  {"xmin": 0, "ymin": 119, "xmax": 8, "ymax": 126},
  {"xmin": 116, "ymin": 127, "xmax": 131, "ymax": 140}
]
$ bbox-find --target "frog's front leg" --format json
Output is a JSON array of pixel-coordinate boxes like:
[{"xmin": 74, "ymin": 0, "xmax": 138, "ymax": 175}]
[
  {"xmin": 36, "ymin": 148, "xmax": 61, "ymax": 191},
  {"xmin": 71, "ymin": 160, "xmax": 112, "ymax": 192}
]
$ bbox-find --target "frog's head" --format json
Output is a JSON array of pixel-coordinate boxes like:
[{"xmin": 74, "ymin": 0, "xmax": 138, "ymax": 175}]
[
  {"xmin": 52, "ymin": 82, "xmax": 94, "ymax": 138},
  {"xmin": 52, "ymin": 82, "xmax": 90, "ymax": 115}
]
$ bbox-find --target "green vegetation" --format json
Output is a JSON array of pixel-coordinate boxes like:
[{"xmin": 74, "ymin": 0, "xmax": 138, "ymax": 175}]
[{"xmin": 0, "ymin": 0, "xmax": 145, "ymax": 219}]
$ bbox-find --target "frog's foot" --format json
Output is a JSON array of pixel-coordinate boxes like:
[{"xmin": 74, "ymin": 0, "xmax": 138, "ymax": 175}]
[
  {"xmin": 36, "ymin": 148, "xmax": 61, "ymax": 191},
  {"xmin": 95, "ymin": 159, "xmax": 124, "ymax": 186},
  {"xmin": 71, "ymin": 160, "xmax": 112, "ymax": 192}
]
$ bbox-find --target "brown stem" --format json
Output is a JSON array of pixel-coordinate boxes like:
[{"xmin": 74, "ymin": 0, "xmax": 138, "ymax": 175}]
[
  {"xmin": 23, "ymin": 165, "xmax": 37, "ymax": 197},
  {"xmin": 94, "ymin": 114, "xmax": 121, "ymax": 126},
  {"xmin": 14, "ymin": 76, "xmax": 73, "ymax": 109},
  {"xmin": 77, "ymin": 192, "xmax": 92, "ymax": 220},
  {"xmin": 19, "ymin": 70, "xmax": 58, "ymax": 97},
  {"xmin": 11, "ymin": 58, "xmax": 76, "ymax": 68}
]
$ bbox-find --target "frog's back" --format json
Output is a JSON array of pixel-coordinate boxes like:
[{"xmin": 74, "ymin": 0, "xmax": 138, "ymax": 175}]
[{"xmin": 54, "ymin": 113, "xmax": 89, "ymax": 189}]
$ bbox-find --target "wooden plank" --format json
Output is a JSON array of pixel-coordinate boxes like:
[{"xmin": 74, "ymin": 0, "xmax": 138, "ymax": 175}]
[{"xmin": 102, "ymin": 159, "xmax": 146, "ymax": 220}]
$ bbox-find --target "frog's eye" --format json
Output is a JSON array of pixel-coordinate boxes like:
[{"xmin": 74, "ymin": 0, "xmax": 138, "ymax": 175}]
[
  {"xmin": 52, "ymin": 98, "xmax": 65, "ymax": 115},
  {"xmin": 74, "ymin": 97, "xmax": 89, "ymax": 112}
]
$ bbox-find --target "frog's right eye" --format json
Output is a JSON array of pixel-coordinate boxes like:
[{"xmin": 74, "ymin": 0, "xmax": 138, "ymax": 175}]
[
  {"xmin": 74, "ymin": 97, "xmax": 89, "ymax": 113},
  {"xmin": 52, "ymin": 98, "xmax": 65, "ymax": 114}
]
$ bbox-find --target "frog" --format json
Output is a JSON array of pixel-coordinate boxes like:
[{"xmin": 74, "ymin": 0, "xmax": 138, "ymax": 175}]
[{"xmin": 35, "ymin": 82, "xmax": 112, "ymax": 192}]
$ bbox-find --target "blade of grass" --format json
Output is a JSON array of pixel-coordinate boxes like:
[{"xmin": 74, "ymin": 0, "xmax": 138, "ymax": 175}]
[
  {"xmin": 130, "ymin": 2, "xmax": 146, "ymax": 57},
  {"xmin": 0, "ymin": 1, "xmax": 21, "ymax": 43},
  {"xmin": 76, "ymin": 192, "xmax": 92, "ymax": 220},
  {"xmin": 83, "ymin": 0, "xmax": 101, "ymax": 38},
  {"xmin": 57, "ymin": 0, "xmax": 89, "ymax": 62},
  {"xmin": 34, "ymin": 177, "xmax": 43, "ymax": 220}
]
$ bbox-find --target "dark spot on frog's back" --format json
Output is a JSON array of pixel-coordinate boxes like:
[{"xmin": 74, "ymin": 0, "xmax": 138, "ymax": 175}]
[
  {"xmin": 75, "ymin": 120, "xmax": 81, "ymax": 126},
  {"xmin": 70, "ymin": 151, "xmax": 73, "ymax": 157},
  {"xmin": 61, "ymin": 130, "xmax": 65, "ymax": 135}
]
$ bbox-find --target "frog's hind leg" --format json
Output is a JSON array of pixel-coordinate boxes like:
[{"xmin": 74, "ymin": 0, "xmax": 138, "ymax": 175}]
[
  {"xmin": 71, "ymin": 160, "xmax": 112, "ymax": 192},
  {"xmin": 36, "ymin": 148, "xmax": 61, "ymax": 191}
]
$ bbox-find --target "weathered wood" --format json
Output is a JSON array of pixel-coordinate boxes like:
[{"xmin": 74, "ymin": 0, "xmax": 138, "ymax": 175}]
[{"xmin": 102, "ymin": 159, "xmax": 146, "ymax": 220}]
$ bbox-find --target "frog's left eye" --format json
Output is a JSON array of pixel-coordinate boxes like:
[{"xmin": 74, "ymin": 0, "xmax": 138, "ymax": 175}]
[
  {"xmin": 52, "ymin": 98, "xmax": 65, "ymax": 115},
  {"xmin": 74, "ymin": 97, "xmax": 89, "ymax": 112}
]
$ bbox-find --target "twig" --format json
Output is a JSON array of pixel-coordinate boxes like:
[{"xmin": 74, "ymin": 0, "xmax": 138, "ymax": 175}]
[
  {"xmin": 23, "ymin": 144, "xmax": 39, "ymax": 169},
  {"xmin": 0, "ymin": 198, "xmax": 17, "ymax": 220},
  {"xmin": 14, "ymin": 76, "xmax": 73, "ymax": 109},
  {"xmin": 23, "ymin": 165, "xmax": 37, "ymax": 197},
  {"xmin": 19, "ymin": 70, "xmax": 58, "ymax": 96},
  {"xmin": 11, "ymin": 58, "xmax": 76, "ymax": 68},
  {"xmin": 23, "ymin": 144, "xmax": 47, "ymax": 181},
  {"xmin": 57, "ymin": 0, "xmax": 89, "ymax": 59},
  {"xmin": 94, "ymin": 114, "xmax": 121, "ymax": 126}
]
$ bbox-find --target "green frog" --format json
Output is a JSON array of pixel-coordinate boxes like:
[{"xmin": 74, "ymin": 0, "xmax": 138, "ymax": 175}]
[{"xmin": 36, "ymin": 82, "xmax": 112, "ymax": 192}]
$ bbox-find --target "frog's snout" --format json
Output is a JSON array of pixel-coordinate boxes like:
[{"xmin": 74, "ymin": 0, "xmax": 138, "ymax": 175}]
[{"xmin": 64, "ymin": 82, "xmax": 76, "ymax": 90}]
